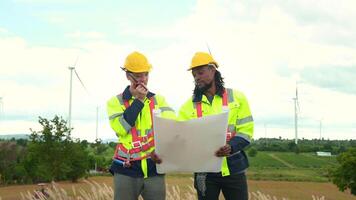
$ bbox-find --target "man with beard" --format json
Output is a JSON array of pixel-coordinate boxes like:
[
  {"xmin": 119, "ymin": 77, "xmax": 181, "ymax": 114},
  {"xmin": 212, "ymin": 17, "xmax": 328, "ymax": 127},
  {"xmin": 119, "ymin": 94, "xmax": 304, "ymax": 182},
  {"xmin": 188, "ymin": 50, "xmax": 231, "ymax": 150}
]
[{"xmin": 178, "ymin": 52, "xmax": 254, "ymax": 200}]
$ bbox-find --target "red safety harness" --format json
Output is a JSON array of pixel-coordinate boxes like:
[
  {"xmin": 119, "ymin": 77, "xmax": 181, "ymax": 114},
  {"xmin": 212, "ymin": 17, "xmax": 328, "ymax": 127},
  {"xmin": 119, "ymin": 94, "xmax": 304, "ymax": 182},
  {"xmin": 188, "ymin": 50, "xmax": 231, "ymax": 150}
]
[
  {"xmin": 196, "ymin": 89, "xmax": 235, "ymax": 142},
  {"xmin": 113, "ymin": 97, "xmax": 156, "ymax": 163}
]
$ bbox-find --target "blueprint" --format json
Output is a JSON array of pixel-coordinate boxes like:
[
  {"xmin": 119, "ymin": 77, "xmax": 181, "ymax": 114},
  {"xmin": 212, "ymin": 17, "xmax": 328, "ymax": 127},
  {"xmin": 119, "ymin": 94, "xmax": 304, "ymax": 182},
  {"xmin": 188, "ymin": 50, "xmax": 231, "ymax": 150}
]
[{"xmin": 153, "ymin": 110, "xmax": 229, "ymax": 173}]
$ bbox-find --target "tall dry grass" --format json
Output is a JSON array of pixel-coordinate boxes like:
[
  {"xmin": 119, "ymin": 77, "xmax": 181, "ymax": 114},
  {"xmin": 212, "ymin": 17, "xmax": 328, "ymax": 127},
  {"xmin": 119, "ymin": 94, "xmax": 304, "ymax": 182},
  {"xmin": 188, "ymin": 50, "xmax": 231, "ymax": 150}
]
[{"xmin": 17, "ymin": 180, "xmax": 326, "ymax": 200}]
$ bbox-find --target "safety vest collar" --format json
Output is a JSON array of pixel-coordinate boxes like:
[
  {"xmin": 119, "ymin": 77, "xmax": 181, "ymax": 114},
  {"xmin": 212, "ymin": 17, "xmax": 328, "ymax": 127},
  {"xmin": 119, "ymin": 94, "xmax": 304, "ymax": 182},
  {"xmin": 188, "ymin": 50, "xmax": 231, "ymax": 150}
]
[
  {"xmin": 196, "ymin": 89, "xmax": 231, "ymax": 141},
  {"xmin": 192, "ymin": 87, "xmax": 225, "ymax": 102},
  {"xmin": 122, "ymin": 86, "xmax": 155, "ymax": 101}
]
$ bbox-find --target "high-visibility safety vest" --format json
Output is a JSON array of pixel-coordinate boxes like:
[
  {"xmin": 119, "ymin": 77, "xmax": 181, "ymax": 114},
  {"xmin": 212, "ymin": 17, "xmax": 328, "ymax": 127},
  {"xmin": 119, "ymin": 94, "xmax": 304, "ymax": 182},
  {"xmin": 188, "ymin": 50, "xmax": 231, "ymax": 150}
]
[
  {"xmin": 178, "ymin": 88, "xmax": 254, "ymax": 176},
  {"xmin": 107, "ymin": 92, "xmax": 176, "ymax": 178}
]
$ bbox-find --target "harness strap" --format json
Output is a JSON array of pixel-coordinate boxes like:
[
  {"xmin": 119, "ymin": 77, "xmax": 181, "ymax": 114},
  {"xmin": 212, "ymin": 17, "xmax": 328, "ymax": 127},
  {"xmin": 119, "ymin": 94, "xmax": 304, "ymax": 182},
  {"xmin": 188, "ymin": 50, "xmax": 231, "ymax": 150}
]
[
  {"xmin": 196, "ymin": 89, "xmax": 235, "ymax": 142},
  {"xmin": 113, "ymin": 96, "xmax": 156, "ymax": 162}
]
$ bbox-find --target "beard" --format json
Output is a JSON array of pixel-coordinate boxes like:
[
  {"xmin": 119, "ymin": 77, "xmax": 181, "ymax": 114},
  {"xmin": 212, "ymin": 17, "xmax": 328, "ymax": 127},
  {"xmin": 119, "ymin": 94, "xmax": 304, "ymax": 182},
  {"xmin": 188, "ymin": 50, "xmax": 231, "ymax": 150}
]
[{"xmin": 195, "ymin": 81, "xmax": 213, "ymax": 94}]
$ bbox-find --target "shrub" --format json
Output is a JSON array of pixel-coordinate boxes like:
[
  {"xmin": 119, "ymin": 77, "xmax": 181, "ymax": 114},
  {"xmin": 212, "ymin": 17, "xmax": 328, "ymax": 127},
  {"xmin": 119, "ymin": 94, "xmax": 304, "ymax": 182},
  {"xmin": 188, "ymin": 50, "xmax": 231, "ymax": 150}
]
[{"xmin": 248, "ymin": 147, "xmax": 258, "ymax": 157}]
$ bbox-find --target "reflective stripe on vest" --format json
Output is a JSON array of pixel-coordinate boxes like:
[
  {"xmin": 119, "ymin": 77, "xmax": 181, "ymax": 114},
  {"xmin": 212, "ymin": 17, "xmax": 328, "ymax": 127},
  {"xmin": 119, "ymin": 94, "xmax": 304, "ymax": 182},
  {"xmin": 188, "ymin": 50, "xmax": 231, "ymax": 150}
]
[{"xmin": 114, "ymin": 96, "xmax": 156, "ymax": 162}]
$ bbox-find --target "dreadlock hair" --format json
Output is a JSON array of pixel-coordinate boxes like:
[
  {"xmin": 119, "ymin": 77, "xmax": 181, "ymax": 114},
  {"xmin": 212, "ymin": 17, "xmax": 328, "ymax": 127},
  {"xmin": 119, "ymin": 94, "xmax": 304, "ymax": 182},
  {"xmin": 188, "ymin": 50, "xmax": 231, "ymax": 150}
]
[
  {"xmin": 193, "ymin": 67, "xmax": 225, "ymax": 98},
  {"xmin": 214, "ymin": 70, "xmax": 225, "ymax": 96}
]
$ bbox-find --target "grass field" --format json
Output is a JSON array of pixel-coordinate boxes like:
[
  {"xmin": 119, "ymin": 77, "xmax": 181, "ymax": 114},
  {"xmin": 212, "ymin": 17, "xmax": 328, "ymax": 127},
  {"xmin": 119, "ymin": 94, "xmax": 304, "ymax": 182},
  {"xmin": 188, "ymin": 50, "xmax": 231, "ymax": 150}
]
[
  {"xmin": 0, "ymin": 176, "xmax": 355, "ymax": 200},
  {"xmin": 248, "ymin": 152, "xmax": 336, "ymax": 182}
]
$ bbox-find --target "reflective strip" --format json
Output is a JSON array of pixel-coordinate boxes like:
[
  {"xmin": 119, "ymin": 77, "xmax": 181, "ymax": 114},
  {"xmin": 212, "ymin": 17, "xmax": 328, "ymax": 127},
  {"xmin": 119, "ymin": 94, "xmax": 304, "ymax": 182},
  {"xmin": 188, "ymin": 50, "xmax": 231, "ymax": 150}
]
[
  {"xmin": 236, "ymin": 116, "xmax": 253, "ymax": 125},
  {"xmin": 142, "ymin": 158, "xmax": 148, "ymax": 178},
  {"xmin": 221, "ymin": 157, "xmax": 230, "ymax": 176},
  {"xmin": 117, "ymin": 149, "xmax": 141, "ymax": 159},
  {"xmin": 160, "ymin": 106, "xmax": 174, "ymax": 112},
  {"xmin": 227, "ymin": 124, "xmax": 235, "ymax": 133},
  {"xmin": 226, "ymin": 88, "xmax": 234, "ymax": 103},
  {"xmin": 119, "ymin": 116, "xmax": 132, "ymax": 132},
  {"xmin": 152, "ymin": 96, "xmax": 158, "ymax": 106},
  {"xmin": 116, "ymin": 94, "xmax": 124, "ymax": 105},
  {"xmin": 236, "ymin": 132, "xmax": 251, "ymax": 142},
  {"xmin": 109, "ymin": 113, "xmax": 122, "ymax": 120}
]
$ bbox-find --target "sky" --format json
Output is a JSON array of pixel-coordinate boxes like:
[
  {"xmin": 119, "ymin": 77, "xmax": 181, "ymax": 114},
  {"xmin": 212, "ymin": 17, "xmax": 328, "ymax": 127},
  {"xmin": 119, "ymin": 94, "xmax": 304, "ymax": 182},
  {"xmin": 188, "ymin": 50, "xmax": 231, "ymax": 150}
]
[{"xmin": 0, "ymin": 0, "xmax": 355, "ymax": 142}]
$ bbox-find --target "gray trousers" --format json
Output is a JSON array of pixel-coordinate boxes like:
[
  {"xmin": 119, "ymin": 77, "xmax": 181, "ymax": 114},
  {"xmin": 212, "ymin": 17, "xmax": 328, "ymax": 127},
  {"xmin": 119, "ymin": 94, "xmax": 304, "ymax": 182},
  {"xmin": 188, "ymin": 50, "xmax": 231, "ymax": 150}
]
[{"xmin": 113, "ymin": 173, "xmax": 165, "ymax": 200}]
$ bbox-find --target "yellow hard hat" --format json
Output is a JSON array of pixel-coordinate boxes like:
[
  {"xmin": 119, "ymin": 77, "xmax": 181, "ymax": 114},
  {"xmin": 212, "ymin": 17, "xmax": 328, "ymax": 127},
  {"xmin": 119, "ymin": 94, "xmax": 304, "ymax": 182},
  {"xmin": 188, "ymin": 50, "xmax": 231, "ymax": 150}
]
[
  {"xmin": 188, "ymin": 52, "xmax": 219, "ymax": 70},
  {"xmin": 123, "ymin": 51, "xmax": 152, "ymax": 73}
]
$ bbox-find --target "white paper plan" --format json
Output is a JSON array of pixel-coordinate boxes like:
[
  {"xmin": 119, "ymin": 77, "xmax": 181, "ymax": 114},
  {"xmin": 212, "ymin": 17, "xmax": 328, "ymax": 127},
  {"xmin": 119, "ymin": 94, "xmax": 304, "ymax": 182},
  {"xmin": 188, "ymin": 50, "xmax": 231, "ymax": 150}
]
[{"xmin": 153, "ymin": 110, "xmax": 229, "ymax": 173}]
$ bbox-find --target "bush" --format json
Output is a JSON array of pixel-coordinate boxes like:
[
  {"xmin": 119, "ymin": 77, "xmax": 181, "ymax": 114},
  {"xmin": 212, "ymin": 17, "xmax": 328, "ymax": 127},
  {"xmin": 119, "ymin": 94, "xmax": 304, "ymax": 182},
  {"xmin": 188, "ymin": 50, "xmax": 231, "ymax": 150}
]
[
  {"xmin": 248, "ymin": 147, "xmax": 258, "ymax": 157},
  {"xmin": 330, "ymin": 147, "xmax": 356, "ymax": 195}
]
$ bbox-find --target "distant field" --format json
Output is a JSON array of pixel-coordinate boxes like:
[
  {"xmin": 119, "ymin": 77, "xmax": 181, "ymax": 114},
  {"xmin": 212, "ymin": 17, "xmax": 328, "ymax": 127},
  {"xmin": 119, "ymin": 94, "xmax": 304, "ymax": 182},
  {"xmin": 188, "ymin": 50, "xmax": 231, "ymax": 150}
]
[
  {"xmin": 248, "ymin": 151, "xmax": 337, "ymax": 181},
  {"xmin": 0, "ymin": 176, "xmax": 355, "ymax": 200}
]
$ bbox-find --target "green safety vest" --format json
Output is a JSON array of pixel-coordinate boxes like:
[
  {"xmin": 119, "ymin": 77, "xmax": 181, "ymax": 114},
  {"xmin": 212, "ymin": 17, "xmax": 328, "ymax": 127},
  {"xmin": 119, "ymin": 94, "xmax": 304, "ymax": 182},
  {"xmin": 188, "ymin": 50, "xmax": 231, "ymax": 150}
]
[
  {"xmin": 178, "ymin": 88, "xmax": 254, "ymax": 176},
  {"xmin": 107, "ymin": 94, "xmax": 176, "ymax": 178}
]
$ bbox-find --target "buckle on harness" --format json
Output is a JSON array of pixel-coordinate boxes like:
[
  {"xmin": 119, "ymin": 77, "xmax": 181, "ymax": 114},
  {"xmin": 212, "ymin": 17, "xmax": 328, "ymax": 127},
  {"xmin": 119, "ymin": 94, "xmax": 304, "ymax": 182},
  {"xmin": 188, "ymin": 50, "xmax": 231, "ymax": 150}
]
[{"xmin": 132, "ymin": 141, "xmax": 142, "ymax": 149}]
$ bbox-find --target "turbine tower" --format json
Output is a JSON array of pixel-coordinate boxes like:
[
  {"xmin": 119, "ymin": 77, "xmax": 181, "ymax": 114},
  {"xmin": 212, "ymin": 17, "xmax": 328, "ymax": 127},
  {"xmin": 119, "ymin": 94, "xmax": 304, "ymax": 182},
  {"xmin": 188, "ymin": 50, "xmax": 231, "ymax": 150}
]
[
  {"xmin": 0, "ymin": 96, "xmax": 3, "ymax": 119},
  {"xmin": 293, "ymin": 84, "xmax": 300, "ymax": 144},
  {"xmin": 319, "ymin": 118, "xmax": 323, "ymax": 140},
  {"xmin": 68, "ymin": 66, "xmax": 75, "ymax": 131},
  {"xmin": 68, "ymin": 57, "xmax": 79, "ymax": 132},
  {"xmin": 96, "ymin": 105, "xmax": 99, "ymax": 140}
]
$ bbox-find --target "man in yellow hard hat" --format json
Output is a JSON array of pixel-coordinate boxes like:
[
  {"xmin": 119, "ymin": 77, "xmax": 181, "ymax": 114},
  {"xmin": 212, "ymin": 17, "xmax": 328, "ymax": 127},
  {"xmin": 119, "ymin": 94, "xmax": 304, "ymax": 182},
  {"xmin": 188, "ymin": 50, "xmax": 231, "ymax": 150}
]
[
  {"xmin": 107, "ymin": 51, "xmax": 176, "ymax": 200},
  {"xmin": 178, "ymin": 52, "xmax": 254, "ymax": 200}
]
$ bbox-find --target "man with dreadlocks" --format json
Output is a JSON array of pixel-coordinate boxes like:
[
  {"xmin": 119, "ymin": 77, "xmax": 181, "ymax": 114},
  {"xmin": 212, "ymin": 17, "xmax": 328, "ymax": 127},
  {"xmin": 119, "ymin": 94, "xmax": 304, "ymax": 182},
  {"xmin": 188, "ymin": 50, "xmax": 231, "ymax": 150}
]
[{"xmin": 178, "ymin": 52, "xmax": 254, "ymax": 200}]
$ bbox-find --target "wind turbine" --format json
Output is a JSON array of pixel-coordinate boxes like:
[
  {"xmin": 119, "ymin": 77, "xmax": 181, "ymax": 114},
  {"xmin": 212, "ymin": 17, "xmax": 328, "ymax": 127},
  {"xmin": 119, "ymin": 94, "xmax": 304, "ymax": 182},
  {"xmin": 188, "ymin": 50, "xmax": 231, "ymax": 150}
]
[
  {"xmin": 95, "ymin": 105, "xmax": 99, "ymax": 140},
  {"xmin": 67, "ymin": 57, "xmax": 100, "ymax": 141},
  {"xmin": 319, "ymin": 118, "xmax": 323, "ymax": 140},
  {"xmin": 293, "ymin": 83, "xmax": 300, "ymax": 145},
  {"xmin": 67, "ymin": 57, "xmax": 78, "ymax": 132}
]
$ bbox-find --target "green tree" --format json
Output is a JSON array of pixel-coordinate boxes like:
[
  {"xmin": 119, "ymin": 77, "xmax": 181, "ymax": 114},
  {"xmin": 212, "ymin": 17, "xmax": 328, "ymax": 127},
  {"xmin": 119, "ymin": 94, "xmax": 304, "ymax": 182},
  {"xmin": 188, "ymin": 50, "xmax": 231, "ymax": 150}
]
[
  {"xmin": 323, "ymin": 142, "xmax": 333, "ymax": 152},
  {"xmin": 287, "ymin": 142, "xmax": 296, "ymax": 151},
  {"xmin": 80, "ymin": 140, "xmax": 89, "ymax": 149},
  {"xmin": 64, "ymin": 140, "xmax": 89, "ymax": 182},
  {"xmin": 91, "ymin": 139, "xmax": 108, "ymax": 154},
  {"xmin": 338, "ymin": 146, "xmax": 347, "ymax": 154},
  {"xmin": 27, "ymin": 116, "xmax": 89, "ymax": 182},
  {"xmin": 0, "ymin": 142, "xmax": 18, "ymax": 184},
  {"xmin": 89, "ymin": 139, "xmax": 111, "ymax": 171},
  {"xmin": 331, "ymin": 147, "xmax": 356, "ymax": 195}
]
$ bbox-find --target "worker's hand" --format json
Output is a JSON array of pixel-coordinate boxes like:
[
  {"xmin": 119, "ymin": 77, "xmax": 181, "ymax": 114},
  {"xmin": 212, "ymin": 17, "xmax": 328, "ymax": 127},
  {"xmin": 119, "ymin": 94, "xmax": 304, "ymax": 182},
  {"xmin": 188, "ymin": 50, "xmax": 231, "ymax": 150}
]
[
  {"xmin": 150, "ymin": 151, "xmax": 162, "ymax": 164},
  {"xmin": 130, "ymin": 83, "xmax": 148, "ymax": 102},
  {"xmin": 123, "ymin": 160, "xmax": 131, "ymax": 168},
  {"xmin": 215, "ymin": 144, "xmax": 232, "ymax": 157}
]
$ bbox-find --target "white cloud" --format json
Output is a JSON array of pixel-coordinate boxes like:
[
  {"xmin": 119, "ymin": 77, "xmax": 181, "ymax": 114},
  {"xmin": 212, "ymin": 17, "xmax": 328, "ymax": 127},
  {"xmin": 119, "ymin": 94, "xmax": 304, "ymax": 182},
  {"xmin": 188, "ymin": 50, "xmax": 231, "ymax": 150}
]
[
  {"xmin": 0, "ymin": 120, "xmax": 40, "ymax": 134},
  {"xmin": 0, "ymin": 28, "xmax": 9, "ymax": 34},
  {"xmin": 47, "ymin": 15, "xmax": 66, "ymax": 24},
  {"xmin": 14, "ymin": 0, "xmax": 87, "ymax": 3},
  {"xmin": 66, "ymin": 31, "xmax": 106, "ymax": 40},
  {"xmin": 1, "ymin": 0, "xmax": 356, "ymax": 140},
  {"xmin": 0, "ymin": 37, "xmax": 131, "ymax": 140}
]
